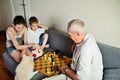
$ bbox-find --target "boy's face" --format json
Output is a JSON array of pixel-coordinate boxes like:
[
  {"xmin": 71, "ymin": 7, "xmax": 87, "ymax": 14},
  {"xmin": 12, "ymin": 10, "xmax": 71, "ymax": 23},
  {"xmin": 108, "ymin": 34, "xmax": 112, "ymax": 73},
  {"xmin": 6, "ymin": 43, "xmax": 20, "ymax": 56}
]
[{"xmin": 30, "ymin": 22, "xmax": 38, "ymax": 31}]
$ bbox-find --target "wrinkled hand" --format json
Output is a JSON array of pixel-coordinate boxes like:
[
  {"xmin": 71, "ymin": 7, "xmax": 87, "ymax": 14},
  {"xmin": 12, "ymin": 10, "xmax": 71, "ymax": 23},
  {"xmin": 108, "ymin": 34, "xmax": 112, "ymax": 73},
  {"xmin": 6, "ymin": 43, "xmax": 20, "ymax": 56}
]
[{"xmin": 61, "ymin": 65, "xmax": 68, "ymax": 74}]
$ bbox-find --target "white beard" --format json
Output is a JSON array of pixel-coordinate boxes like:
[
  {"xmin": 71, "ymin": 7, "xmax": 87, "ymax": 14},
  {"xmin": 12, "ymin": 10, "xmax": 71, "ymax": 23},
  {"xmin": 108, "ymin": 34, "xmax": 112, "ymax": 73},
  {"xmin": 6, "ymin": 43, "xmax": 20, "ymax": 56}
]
[{"xmin": 14, "ymin": 54, "xmax": 37, "ymax": 80}]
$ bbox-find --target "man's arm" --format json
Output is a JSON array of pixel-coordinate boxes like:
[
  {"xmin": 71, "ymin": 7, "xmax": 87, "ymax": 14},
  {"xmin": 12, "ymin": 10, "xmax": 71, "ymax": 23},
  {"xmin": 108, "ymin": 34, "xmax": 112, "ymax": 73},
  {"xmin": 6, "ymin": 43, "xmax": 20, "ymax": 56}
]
[
  {"xmin": 61, "ymin": 66, "xmax": 78, "ymax": 80},
  {"xmin": 61, "ymin": 49, "xmax": 92, "ymax": 80}
]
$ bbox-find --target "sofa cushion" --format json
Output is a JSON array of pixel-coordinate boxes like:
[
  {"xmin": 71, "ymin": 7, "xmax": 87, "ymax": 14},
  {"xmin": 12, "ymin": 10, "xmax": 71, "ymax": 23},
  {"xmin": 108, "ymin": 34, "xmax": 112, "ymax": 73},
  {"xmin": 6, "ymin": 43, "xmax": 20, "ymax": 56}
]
[
  {"xmin": 97, "ymin": 43, "xmax": 120, "ymax": 69},
  {"xmin": 46, "ymin": 28, "xmax": 73, "ymax": 58},
  {"xmin": 103, "ymin": 69, "xmax": 120, "ymax": 80},
  {"xmin": 2, "ymin": 52, "xmax": 18, "ymax": 75}
]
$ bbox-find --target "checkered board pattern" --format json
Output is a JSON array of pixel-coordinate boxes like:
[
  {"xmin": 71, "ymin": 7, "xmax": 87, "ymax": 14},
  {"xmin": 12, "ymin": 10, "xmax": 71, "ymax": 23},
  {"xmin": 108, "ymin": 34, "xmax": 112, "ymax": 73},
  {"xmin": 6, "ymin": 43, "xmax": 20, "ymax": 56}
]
[{"xmin": 34, "ymin": 52, "xmax": 71, "ymax": 76}]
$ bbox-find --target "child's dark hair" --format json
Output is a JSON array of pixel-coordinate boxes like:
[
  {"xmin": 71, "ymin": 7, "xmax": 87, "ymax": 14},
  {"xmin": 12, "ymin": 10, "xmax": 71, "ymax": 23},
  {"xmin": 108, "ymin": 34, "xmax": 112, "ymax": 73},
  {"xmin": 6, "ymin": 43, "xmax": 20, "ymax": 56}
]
[
  {"xmin": 29, "ymin": 16, "xmax": 38, "ymax": 25},
  {"xmin": 13, "ymin": 15, "xmax": 26, "ymax": 26}
]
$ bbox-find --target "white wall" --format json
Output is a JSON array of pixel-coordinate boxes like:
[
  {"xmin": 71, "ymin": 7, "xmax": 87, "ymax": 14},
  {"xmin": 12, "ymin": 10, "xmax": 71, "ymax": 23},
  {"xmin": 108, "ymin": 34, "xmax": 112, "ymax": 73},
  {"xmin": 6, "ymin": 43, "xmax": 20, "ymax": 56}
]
[
  {"xmin": 0, "ymin": 0, "xmax": 12, "ymax": 31},
  {"xmin": 30, "ymin": 0, "xmax": 120, "ymax": 48}
]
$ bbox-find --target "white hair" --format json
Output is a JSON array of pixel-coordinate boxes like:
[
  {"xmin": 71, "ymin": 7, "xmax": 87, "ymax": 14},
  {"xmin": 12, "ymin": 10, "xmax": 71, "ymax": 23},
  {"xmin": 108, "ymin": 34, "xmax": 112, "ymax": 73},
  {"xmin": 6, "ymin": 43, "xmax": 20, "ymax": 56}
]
[
  {"xmin": 69, "ymin": 24, "xmax": 86, "ymax": 33},
  {"xmin": 68, "ymin": 19, "xmax": 86, "ymax": 33}
]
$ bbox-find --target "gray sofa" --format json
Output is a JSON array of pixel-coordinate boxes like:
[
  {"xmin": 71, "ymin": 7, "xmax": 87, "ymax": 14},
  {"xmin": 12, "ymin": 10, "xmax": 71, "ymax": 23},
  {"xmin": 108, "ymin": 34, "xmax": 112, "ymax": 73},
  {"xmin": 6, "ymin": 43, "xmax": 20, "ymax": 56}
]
[{"xmin": 2, "ymin": 28, "xmax": 120, "ymax": 80}]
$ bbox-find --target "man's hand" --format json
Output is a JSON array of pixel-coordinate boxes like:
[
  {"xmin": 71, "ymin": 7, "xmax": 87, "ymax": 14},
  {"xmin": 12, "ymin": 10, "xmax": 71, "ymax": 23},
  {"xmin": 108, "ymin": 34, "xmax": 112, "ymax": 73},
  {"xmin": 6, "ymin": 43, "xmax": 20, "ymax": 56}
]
[
  {"xmin": 61, "ymin": 65, "xmax": 68, "ymax": 74},
  {"xmin": 61, "ymin": 65, "xmax": 78, "ymax": 80}
]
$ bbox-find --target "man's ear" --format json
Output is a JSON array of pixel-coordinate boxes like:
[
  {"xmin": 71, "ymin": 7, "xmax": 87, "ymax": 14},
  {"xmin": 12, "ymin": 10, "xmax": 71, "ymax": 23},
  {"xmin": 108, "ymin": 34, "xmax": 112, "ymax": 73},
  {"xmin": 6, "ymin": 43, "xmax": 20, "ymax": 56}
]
[{"xmin": 76, "ymin": 31, "xmax": 80, "ymax": 36}]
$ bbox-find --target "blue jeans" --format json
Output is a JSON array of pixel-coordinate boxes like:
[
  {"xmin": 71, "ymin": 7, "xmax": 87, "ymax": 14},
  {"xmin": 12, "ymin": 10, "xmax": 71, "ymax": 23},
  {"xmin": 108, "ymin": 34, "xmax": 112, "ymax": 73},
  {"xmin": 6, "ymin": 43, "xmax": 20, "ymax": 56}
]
[
  {"xmin": 38, "ymin": 33, "xmax": 44, "ymax": 45},
  {"xmin": 7, "ymin": 46, "xmax": 16, "ymax": 55}
]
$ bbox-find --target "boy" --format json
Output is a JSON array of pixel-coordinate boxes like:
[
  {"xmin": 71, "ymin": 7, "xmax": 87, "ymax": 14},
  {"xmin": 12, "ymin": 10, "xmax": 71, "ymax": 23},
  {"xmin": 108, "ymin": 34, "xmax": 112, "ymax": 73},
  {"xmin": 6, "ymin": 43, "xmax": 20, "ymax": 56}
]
[{"xmin": 28, "ymin": 16, "xmax": 49, "ymax": 51}]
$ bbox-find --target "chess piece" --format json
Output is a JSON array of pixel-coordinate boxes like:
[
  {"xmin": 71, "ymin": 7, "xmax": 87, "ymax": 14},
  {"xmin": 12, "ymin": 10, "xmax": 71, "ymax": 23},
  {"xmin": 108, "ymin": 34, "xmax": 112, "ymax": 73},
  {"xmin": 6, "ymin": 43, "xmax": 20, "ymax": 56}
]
[{"xmin": 44, "ymin": 55, "xmax": 47, "ymax": 60}]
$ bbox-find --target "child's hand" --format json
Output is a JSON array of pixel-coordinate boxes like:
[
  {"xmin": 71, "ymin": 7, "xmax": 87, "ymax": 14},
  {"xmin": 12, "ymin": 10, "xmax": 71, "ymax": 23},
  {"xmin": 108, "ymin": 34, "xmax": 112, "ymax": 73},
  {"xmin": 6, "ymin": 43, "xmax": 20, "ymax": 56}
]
[
  {"xmin": 28, "ymin": 43, "xmax": 36, "ymax": 47},
  {"xmin": 38, "ymin": 49, "xmax": 43, "ymax": 54},
  {"xmin": 33, "ymin": 44, "xmax": 40, "ymax": 50},
  {"xmin": 21, "ymin": 49, "xmax": 27, "ymax": 55}
]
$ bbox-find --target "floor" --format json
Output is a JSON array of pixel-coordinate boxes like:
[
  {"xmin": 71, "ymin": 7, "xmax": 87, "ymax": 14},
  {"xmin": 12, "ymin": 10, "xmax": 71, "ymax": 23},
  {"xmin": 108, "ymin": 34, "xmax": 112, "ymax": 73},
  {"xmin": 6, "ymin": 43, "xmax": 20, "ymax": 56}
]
[{"xmin": 0, "ymin": 31, "xmax": 14, "ymax": 80}]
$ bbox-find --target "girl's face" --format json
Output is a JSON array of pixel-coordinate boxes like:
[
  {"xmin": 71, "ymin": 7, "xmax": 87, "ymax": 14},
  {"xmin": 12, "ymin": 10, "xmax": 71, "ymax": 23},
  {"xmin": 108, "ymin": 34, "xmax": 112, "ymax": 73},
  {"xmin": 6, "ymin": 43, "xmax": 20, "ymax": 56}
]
[
  {"xmin": 14, "ymin": 24, "xmax": 25, "ymax": 33},
  {"xmin": 30, "ymin": 23, "xmax": 38, "ymax": 31}
]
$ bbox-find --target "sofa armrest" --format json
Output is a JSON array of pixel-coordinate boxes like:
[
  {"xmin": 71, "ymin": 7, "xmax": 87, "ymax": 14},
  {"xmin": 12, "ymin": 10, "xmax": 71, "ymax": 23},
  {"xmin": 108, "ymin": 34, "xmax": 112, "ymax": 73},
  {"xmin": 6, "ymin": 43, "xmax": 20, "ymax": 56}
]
[
  {"xmin": 2, "ymin": 52, "xmax": 18, "ymax": 75},
  {"xmin": 97, "ymin": 42, "xmax": 120, "ymax": 69}
]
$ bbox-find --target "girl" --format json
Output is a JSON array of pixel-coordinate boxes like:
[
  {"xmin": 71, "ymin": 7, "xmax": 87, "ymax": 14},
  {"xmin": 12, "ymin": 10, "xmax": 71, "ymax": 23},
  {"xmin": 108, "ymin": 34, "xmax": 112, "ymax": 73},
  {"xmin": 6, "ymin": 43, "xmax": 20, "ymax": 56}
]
[{"xmin": 6, "ymin": 15, "xmax": 34, "ymax": 62}]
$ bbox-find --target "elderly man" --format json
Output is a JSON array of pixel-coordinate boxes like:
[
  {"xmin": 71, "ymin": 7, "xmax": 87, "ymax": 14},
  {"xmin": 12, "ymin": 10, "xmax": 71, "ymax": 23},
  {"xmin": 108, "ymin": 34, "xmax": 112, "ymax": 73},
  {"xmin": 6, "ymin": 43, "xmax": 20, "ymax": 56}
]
[
  {"xmin": 43, "ymin": 19, "xmax": 103, "ymax": 80},
  {"xmin": 61, "ymin": 19, "xmax": 103, "ymax": 80}
]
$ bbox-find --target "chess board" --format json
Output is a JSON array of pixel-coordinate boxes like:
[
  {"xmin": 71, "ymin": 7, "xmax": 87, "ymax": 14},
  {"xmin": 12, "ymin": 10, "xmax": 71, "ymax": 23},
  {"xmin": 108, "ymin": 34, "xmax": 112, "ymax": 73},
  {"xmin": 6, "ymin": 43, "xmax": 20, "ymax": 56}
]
[{"xmin": 34, "ymin": 51, "xmax": 72, "ymax": 76}]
